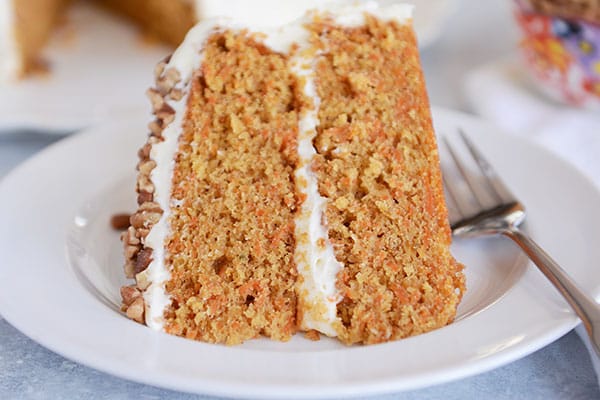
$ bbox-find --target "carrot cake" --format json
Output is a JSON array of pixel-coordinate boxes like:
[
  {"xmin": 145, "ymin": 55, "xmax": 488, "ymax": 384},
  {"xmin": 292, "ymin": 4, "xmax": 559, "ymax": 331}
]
[{"xmin": 120, "ymin": 1, "xmax": 465, "ymax": 345}]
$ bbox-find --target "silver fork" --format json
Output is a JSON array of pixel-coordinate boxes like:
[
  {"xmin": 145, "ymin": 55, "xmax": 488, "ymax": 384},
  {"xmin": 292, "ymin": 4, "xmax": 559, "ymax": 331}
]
[{"xmin": 442, "ymin": 129, "xmax": 600, "ymax": 356}]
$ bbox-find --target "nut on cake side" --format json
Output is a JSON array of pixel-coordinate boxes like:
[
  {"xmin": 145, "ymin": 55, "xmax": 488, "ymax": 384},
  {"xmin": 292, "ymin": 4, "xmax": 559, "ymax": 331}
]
[{"xmin": 120, "ymin": 55, "xmax": 180, "ymax": 324}]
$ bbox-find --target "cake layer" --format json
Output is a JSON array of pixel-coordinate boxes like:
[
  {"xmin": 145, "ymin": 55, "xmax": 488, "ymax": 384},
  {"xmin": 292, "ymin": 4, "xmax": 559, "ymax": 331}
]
[
  {"xmin": 162, "ymin": 31, "xmax": 301, "ymax": 344},
  {"xmin": 310, "ymin": 15, "xmax": 464, "ymax": 344}
]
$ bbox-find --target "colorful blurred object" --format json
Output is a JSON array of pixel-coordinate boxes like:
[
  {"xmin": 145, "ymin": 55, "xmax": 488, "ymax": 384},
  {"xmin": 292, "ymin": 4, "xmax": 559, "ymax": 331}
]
[{"xmin": 514, "ymin": 2, "xmax": 600, "ymax": 109}]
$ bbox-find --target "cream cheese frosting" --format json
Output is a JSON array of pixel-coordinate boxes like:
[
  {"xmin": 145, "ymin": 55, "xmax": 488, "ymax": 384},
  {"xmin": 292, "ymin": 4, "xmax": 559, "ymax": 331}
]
[
  {"xmin": 141, "ymin": 1, "xmax": 414, "ymax": 335},
  {"xmin": 0, "ymin": 0, "xmax": 21, "ymax": 83},
  {"xmin": 193, "ymin": 0, "xmax": 331, "ymax": 27},
  {"xmin": 287, "ymin": 29, "xmax": 344, "ymax": 337}
]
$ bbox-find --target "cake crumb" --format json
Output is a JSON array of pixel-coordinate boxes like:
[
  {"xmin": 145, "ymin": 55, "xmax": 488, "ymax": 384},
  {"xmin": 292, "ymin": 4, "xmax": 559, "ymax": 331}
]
[{"xmin": 304, "ymin": 330, "xmax": 321, "ymax": 341}]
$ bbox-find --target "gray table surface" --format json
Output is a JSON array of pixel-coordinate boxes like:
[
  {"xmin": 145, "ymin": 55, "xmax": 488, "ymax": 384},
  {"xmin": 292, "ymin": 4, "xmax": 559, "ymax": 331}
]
[{"xmin": 1, "ymin": 0, "xmax": 600, "ymax": 398}]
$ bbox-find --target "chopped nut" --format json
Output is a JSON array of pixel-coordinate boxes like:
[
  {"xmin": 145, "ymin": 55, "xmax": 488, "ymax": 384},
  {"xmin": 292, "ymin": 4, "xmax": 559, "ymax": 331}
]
[
  {"xmin": 148, "ymin": 120, "xmax": 163, "ymax": 137},
  {"xmin": 159, "ymin": 113, "xmax": 175, "ymax": 126},
  {"xmin": 124, "ymin": 262, "xmax": 135, "ymax": 279},
  {"xmin": 157, "ymin": 68, "xmax": 181, "ymax": 95},
  {"xmin": 146, "ymin": 88, "xmax": 164, "ymax": 111},
  {"xmin": 135, "ymin": 248, "xmax": 153, "ymax": 274},
  {"xmin": 154, "ymin": 62, "xmax": 166, "ymax": 79},
  {"xmin": 154, "ymin": 56, "xmax": 170, "ymax": 78},
  {"xmin": 121, "ymin": 285, "xmax": 141, "ymax": 306},
  {"xmin": 138, "ymin": 143, "xmax": 152, "ymax": 160},
  {"xmin": 148, "ymin": 135, "xmax": 161, "ymax": 145},
  {"xmin": 136, "ymin": 173, "xmax": 154, "ymax": 194},
  {"xmin": 169, "ymin": 88, "xmax": 184, "ymax": 101},
  {"xmin": 137, "ymin": 159, "xmax": 156, "ymax": 175},
  {"xmin": 130, "ymin": 205, "xmax": 162, "ymax": 229},
  {"xmin": 137, "ymin": 228, "xmax": 150, "ymax": 239},
  {"xmin": 155, "ymin": 103, "xmax": 175, "ymax": 123},
  {"xmin": 138, "ymin": 201, "xmax": 162, "ymax": 213},
  {"xmin": 304, "ymin": 330, "xmax": 321, "ymax": 341},
  {"xmin": 135, "ymin": 271, "xmax": 151, "ymax": 290},
  {"xmin": 110, "ymin": 213, "xmax": 130, "ymax": 230},
  {"xmin": 122, "ymin": 226, "xmax": 140, "ymax": 246},
  {"xmin": 130, "ymin": 212, "xmax": 145, "ymax": 229},
  {"xmin": 126, "ymin": 296, "xmax": 145, "ymax": 323},
  {"xmin": 137, "ymin": 191, "xmax": 153, "ymax": 205},
  {"xmin": 124, "ymin": 244, "xmax": 139, "ymax": 261}
]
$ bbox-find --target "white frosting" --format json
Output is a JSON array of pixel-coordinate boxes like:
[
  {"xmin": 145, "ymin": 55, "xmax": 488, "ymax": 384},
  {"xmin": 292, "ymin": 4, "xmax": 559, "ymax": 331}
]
[
  {"xmin": 141, "ymin": 1, "xmax": 413, "ymax": 335},
  {"xmin": 291, "ymin": 44, "xmax": 344, "ymax": 336},
  {"xmin": 191, "ymin": 0, "xmax": 412, "ymax": 28},
  {"xmin": 323, "ymin": 0, "xmax": 413, "ymax": 26},
  {"xmin": 0, "ymin": 0, "xmax": 21, "ymax": 82},
  {"xmin": 192, "ymin": 0, "xmax": 331, "ymax": 27}
]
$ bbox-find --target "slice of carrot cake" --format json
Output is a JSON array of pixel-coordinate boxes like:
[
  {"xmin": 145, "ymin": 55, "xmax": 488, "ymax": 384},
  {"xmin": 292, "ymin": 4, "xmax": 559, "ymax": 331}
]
[{"xmin": 121, "ymin": 1, "xmax": 465, "ymax": 345}]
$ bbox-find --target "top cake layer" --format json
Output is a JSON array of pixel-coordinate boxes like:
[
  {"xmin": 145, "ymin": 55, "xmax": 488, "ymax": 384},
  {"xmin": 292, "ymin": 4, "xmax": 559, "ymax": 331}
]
[{"xmin": 121, "ymin": 1, "xmax": 465, "ymax": 345}]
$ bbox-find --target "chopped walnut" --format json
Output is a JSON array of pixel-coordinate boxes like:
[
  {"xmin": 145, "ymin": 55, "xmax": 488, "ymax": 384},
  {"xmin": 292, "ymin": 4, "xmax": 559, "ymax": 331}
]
[
  {"xmin": 169, "ymin": 88, "xmax": 184, "ymax": 101},
  {"xmin": 155, "ymin": 103, "xmax": 175, "ymax": 125},
  {"xmin": 136, "ymin": 173, "xmax": 154, "ymax": 194},
  {"xmin": 157, "ymin": 68, "xmax": 181, "ymax": 95},
  {"xmin": 146, "ymin": 88, "xmax": 164, "ymax": 112},
  {"xmin": 124, "ymin": 262, "xmax": 135, "ymax": 280},
  {"xmin": 125, "ymin": 296, "xmax": 145, "ymax": 323},
  {"xmin": 135, "ymin": 248, "xmax": 153, "ymax": 274},
  {"xmin": 138, "ymin": 143, "xmax": 152, "ymax": 160},
  {"xmin": 148, "ymin": 121, "xmax": 163, "ymax": 137},
  {"xmin": 121, "ymin": 285, "xmax": 141, "ymax": 306},
  {"xmin": 135, "ymin": 270, "xmax": 151, "ymax": 290},
  {"xmin": 304, "ymin": 330, "xmax": 321, "ymax": 341},
  {"xmin": 110, "ymin": 213, "xmax": 130, "ymax": 230},
  {"xmin": 137, "ymin": 191, "xmax": 153, "ymax": 205},
  {"xmin": 137, "ymin": 159, "xmax": 157, "ymax": 176}
]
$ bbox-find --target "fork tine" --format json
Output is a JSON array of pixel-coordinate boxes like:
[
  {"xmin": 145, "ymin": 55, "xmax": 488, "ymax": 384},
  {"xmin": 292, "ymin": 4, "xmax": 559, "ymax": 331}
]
[
  {"xmin": 441, "ymin": 172, "xmax": 465, "ymax": 225},
  {"xmin": 442, "ymin": 136, "xmax": 489, "ymax": 210},
  {"xmin": 458, "ymin": 129, "xmax": 516, "ymax": 204}
]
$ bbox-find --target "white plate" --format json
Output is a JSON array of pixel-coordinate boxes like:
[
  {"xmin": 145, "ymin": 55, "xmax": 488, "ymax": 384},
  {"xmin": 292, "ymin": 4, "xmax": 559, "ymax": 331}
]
[
  {"xmin": 0, "ymin": 0, "xmax": 455, "ymax": 133},
  {"xmin": 0, "ymin": 107, "xmax": 598, "ymax": 399}
]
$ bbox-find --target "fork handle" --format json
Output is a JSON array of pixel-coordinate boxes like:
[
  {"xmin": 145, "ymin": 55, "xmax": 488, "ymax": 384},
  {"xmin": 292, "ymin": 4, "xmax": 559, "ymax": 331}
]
[{"xmin": 504, "ymin": 228, "xmax": 600, "ymax": 357}]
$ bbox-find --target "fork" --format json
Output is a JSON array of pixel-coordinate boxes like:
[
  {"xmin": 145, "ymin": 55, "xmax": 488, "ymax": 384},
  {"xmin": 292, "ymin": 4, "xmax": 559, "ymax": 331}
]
[{"xmin": 441, "ymin": 129, "xmax": 600, "ymax": 357}]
